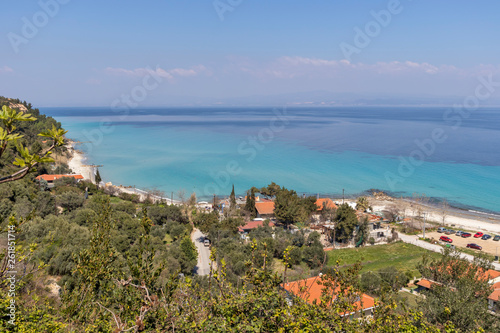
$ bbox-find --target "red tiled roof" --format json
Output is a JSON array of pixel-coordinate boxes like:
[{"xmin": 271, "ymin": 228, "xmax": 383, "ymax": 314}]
[
  {"xmin": 283, "ymin": 276, "xmax": 375, "ymax": 312},
  {"xmin": 488, "ymin": 282, "xmax": 500, "ymax": 301},
  {"xmin": 238, "ymin": 220, "xmax": 275, "ymax": 232},
  {"xmin": 485, "ymin": 269, "xmax": 500, "ymax": 280},
  {"xmin": 416, "ymin": 279, "xmax": 435, "ymax": 289},
  {"xmin": 36, "ymin": 174, "xmax": 84, "ymax": 181},
  {"xmin": 255, "ymin": 201, "xmax": 275, "ymax": 215},
  {"xmin": 316, "ymin": 198, "xmax": 337, "ymax": 211}
]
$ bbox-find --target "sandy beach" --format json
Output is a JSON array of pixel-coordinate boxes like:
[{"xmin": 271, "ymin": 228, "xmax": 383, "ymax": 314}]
[
  {"xmin": 67, "ymin": 141, "xmax": 94, "ymax": 181},
  {"xmin": 369, "ymin": 196, "xmax": 500, "ymax": 235},
  {"xmin": 66, "ymin": 141, "xmax": 179, "ymax": 205},
  {"xmin": 66, "ymin": 140, "xmax": 499, "ymax": 234}
]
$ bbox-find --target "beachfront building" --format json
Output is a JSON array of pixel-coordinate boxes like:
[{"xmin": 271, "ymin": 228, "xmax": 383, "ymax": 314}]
[
  {"xmin": 36, "ymin": 174, "xmax": 84, "ymax": 188},
  {"xmin": 282, "ymin": 276, "xmax": 375, "ymax": 318}
]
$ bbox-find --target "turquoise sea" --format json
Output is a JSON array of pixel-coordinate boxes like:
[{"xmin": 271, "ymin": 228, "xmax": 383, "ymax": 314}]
[{"xmin": 41, "ymin": 107, "xmax": 500, "ymax": 214}]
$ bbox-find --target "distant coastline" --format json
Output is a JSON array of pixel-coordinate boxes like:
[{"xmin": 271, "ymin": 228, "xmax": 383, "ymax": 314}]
[
  {"xmin": 66, "ymin": 140, "xmax": 179, "ymax": 205},
  {"xmin": 51, "ymin": 106, "xmax": 500, "ymax": 217},
  {"xmin": 63, "ymin": 138, "xmax": 500, "ymax": 236}
]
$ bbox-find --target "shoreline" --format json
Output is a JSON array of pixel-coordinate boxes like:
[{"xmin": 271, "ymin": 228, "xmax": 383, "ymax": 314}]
[
  {"xmin": 65, "ymin": 140, "xmax": 500, "ymax": 234},
  {"xmin": 368, "ymin": 196, "xmax": 500, "ymax": 235},
  {"xmin": 66, "ymin": 140, "xmax": 94, "ymax": 181},
  {"xmin": 66, "ymin": 140, "xmax": 180, "ymax": 205}
]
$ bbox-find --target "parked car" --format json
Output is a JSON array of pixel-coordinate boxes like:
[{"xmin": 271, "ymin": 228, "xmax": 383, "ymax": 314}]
[
  {"xmin": 494, "ymin": 235, "xmax": 500, "ymax": 241},
  {"xmin": 440, "ymin": 236, "xmax": 453, "ymax": 243},
  {"xmin": 474, "ymin": 232, "xmax": 484, "ymax": 238},
  {"xmin": 481, "ymin": 234, "xmax": 492, "ymax": 240},
  {"xmin": 466, "ymin": 243, "xmax": 482, "ymax": 250},
  {"xmin": 455, "ymin": 230, "xmax": 464, "ymax": 236},
  {"xmin": 437, "ymin": 227, "xmax": 447, "ymax": 233},
  {"xmin": 445, "ymin": 229, "xmax": 455, "ymax": 235},
  {"xmin": 204, "ymin": 239, "xmax": 210, "ymax": 247},
  {"xmin": 461, "ymin": 232, "xmax": 472, "ymax": 238}
]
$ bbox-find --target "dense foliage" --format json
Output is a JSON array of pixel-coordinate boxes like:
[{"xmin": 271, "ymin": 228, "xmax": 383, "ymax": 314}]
[{"xmin": 0, "ymin": 99, "xmax": 496, "ymax": 332}]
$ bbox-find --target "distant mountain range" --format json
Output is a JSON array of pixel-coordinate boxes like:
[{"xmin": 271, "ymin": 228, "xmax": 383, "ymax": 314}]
[{"xmin": 142, "ymin": 90, "xmax": 500, "ymax": 107}]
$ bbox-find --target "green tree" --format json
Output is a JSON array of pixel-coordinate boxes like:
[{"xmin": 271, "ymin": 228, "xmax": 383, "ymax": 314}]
[
  {"xmin": 334, "ymin": 203, "xmax": 359, "ymax": 243},
  {"xmin": 378, "ymin": 266, "xmax": 408, "ymax": 291},
  {"xmin": 356, "ymin": 196, "xmax": 372, "ymax": 212},
  {"xmin": 417, "ymin": 249, "xmax": 497, "ymax": 332},
  {"xmin": 361, "ymin": 271, "xmax": 381, "ymax": 294},
  {"xmin": 302, "ymin": 231, "xmax": 326, "ymax": 268},
  {"xmin": 58, "ymin": 191, "xmax": 85, "ymax": 212},
  {"xmin": 274, "ymin": 187, "xmax": 316, "ymax": 227},
  {"xmin": 0, "ymin": 105, "xmax": 66, "ymax": 184},
  {"xmin": 244, "ymin": 188, "xmax": 257, "ymax": 218},
  {"xmin": 194, "ymin": 211, "xmax": 219, "ymax": 234},
  {"xmin": 273, "ymin": 187, "xmax": 301, "ymax": 226},
  {"xmin": 355, "ymin": 216, "xmax": 369, "ymax": 246},
  {"xmin": 259, "ymin": 181, "xmax": 281, "ymax": 198},
  {"xmin": 147, "ymin": 204, "xmax": 186, "ymax": 225},
  {"xmin": 180, "ymin": 235, "xmax": 198, "ymax": 262},
  {"xmin": 94, "ymin": 167, "xmax": 102, "ymax": 184},
  {"xmin": 62, "ymin": 195, "xmax": 118, "ymax": 324},
  {"xmin": 230, "ymin": 184, "xmax": 236, "ymax": 208}
]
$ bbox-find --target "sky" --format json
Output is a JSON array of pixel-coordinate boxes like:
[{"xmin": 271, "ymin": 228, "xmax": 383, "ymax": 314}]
[{"xmin": 1, "ymin": 0, "xmax": 500, "ymax": 107}]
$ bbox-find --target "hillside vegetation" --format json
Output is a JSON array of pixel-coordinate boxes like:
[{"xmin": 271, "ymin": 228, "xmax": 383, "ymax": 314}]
[{"xmin": 0, "ymin": 98, "xmax": 497, "ymax": 332}]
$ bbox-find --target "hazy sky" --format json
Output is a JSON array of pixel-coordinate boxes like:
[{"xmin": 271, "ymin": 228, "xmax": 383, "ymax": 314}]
[{"xmin": 1, "ymin": 0, "xmax": 500, "ymax": 106}]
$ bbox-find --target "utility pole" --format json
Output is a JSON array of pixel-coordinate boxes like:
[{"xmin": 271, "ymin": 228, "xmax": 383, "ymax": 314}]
[
  {"xmin": 171, "ymin": 191, "xmax": 173, "ymax": 205},
  {"xmin": 333, "ymin": 224, "xmax": 336, "ymax": 249},
  {"xmin": 423, "ymin": 212, "xmax": 427, "ymax": 239},
  {"xmin": 342, "ymin": 189, "xmax": 345, "ymax": 204}
]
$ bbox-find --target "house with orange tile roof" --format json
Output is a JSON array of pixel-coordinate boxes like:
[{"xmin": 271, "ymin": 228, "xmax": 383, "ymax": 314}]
[
  {"xmin": 488, "ymin": 281, "xmax": 500, "ymax": 312},
  {"xmin": 36, "ymin": 174, "xmax": 84, "ymax": 187},
  {"xmin": 282, "ymin": 276, "xmax": 376, "ymax": 318},
  {"xmin": 238, "ymin": 220, "xmax": 275, "ymax": 234},
  {"xmin": 315, "ymin": 198, "xmax": 337, "ymax": 211},
  {"xmin": 417, "ymin": 267, "xmax": 500, "ymax": 313},
  {"xmin": 415, "ymin": 278, "xmax": 441, "ymax": 292},
  {"xmin": 255, "ymin": 201, "xmax": 275, "ymax": 218}
]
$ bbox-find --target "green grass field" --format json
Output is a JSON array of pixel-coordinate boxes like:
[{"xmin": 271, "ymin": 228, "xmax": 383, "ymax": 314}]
[
  {"xmin": 327, "ymin": 241, "xmax": 441, "ymax": 278},
  {"xmin": 109, "ymin": 196, "xmax": 125, "ymax": 204}
]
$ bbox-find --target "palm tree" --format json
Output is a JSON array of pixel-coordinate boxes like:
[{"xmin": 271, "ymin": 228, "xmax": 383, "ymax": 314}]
[{"xmin": 356, "ymin": 196, "xmax": 372, "ymax": 212}]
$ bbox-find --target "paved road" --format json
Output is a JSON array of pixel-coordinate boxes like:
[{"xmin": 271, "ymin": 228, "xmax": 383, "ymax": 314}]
[
  {"xmin": 397, "ymin": 232, "xmax": 500, "ymax": 270},
  {"xmin": 191, "ymin": 228, "xmax": 212, "ymax": 276}
]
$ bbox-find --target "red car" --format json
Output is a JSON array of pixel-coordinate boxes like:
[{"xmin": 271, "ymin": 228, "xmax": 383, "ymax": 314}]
[
  {"xmin": 467, "ymin": 243, "xmax": 482, "ymax": 250},
  {"xmin": 440, "ymin": 236, "xmax": 453, "ymax": 243},
  {"xmin": 461, "ymin": 233, "xmax": 472, "ymax": 238},
  {"xmin": 474, "ymin": 232, "xmax": 484, "ymax": 238}
]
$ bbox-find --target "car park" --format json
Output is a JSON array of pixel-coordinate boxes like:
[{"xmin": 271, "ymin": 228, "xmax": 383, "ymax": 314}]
[
  {"xmin": 494, "ymin": 235, "xmax": 500, "ymax": 241},
  {"xmin": 437, "ymin": 227, "xmax": 446, "ymax": 233},
  {"xmin": 461, "ymin": 232, "xmax": 472, "ymax": 238},
  {"xmin": 466, "ymin": 243, "xmax": 482, "ymax": 250},
  {"xmin": 439, "ymin": 236, "xmax": 453, "ymax": 243},
  {"xmin": 473, "ymin": 232, "xmax": 484, "ymax": 238},
  {"xmin": 481, "ymin": 234, "xmax": 491, "ymax": 240}
]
